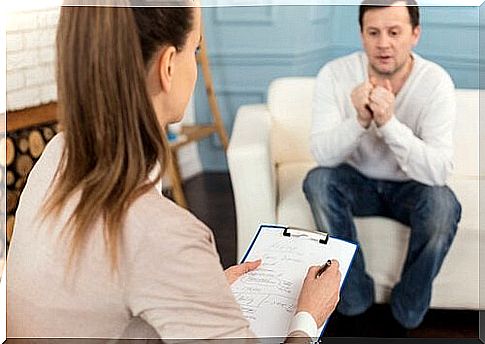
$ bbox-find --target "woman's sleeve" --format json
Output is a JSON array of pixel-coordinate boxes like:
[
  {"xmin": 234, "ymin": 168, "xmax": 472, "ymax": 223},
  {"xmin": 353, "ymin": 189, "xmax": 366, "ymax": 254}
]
[{"xmin": 120, "ymin": 193, "xmax": 255, "ymax": 340}]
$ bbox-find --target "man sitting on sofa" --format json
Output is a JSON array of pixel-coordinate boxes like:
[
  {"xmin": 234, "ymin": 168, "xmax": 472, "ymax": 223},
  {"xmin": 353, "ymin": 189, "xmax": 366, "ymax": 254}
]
[{"xmin": 302, "ymin": 0, "xmax": 462, "ymax": 335}]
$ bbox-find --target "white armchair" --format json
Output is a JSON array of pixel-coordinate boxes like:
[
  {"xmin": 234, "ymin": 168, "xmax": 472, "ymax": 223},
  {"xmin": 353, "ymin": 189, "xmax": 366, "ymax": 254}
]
[{"xmin": 227, "ymin": 77, "xmax": 482, "ymax": 310}]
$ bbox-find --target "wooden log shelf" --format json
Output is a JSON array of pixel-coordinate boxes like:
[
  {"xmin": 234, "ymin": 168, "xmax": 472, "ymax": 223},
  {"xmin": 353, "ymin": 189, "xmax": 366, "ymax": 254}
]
[
  {"xmin": 7, "ymin": 102, "xmax": 58, "ymax": 132},
  {"xmin": 4, "ymin": 103, "xmax": 61, "ymax": 243}
]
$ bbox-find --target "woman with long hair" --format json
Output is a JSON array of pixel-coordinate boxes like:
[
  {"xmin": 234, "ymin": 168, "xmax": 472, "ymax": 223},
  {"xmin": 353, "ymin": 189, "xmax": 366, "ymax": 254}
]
[{"xmin": 7, "ymin": 3, "xmax": 341, "ymax": 340}]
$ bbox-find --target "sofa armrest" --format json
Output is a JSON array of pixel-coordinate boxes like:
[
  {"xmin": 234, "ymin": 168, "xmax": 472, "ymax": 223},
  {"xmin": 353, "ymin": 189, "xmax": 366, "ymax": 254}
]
[{"xmin": 228, "ymin": 104, "xmax": 277, "ymax": 261}]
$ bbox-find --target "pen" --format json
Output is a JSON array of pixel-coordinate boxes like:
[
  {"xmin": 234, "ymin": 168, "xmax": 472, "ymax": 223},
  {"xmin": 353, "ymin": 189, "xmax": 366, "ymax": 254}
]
[{"xmin": 316, "ymin": 260, "xmax": 332, "ymax": 278}]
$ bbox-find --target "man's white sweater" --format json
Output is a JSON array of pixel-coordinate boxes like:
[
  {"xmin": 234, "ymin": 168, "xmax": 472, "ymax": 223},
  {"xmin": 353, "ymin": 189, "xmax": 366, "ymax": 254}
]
[{"xmin": 311, "ymin": 51, "xmax": 456, "ymax": 186}]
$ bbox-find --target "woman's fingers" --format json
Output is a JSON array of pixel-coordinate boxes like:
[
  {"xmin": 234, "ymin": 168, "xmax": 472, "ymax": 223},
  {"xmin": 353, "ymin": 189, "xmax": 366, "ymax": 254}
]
[{"xmin": 241, "ymin": 259, "xmax": 262, "ymax": 273}]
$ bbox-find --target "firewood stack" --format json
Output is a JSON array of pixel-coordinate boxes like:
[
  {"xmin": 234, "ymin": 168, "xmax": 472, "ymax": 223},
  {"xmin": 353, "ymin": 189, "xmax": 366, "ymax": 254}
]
[{"xmin": 4, "ymin": 122, "xmax": 60, "ymax": 244}]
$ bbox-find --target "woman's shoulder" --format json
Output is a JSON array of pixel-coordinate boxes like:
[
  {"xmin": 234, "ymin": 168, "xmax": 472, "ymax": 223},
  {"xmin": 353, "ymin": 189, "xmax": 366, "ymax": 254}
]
[
  {"xmin": 124, "ymin": 188, "xmax": 213, "ymax": 243},
  {"xmin": 14, "ymin": 133, "xmax": 65, "ymax": 216},
  {"xmin": 36, "ymin": 132, "xmax": 65, "ymax": 165},
  {"xmin": 31, "ymin": 133, "xmax": 65, "ymax": 178}
]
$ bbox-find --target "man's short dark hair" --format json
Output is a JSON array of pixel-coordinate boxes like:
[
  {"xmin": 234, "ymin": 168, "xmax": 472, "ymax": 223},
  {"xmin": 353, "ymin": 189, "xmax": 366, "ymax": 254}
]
[{"xmin": 359, "ymin": 0, "xmax": 420, "ymax": 31}]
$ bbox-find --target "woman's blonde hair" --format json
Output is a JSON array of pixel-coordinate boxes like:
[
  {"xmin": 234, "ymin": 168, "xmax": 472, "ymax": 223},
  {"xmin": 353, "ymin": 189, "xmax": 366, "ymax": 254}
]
[{"xmin": 45, "ymin": 6, "xmax": 194, "ymax": 271}]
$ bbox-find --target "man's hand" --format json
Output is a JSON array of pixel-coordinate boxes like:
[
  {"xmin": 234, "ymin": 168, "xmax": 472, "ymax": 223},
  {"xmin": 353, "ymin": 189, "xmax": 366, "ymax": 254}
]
[
  {"xmin": 369, "ymin": 78, "xmax": 395, "ymax": 127},
  {"xmin": 224, "ymin": 260, "xmax": 261, "ymax": 285},
  {"xmin": 351, "ymin": 81, "xmax": 374, "ymax": 128}
]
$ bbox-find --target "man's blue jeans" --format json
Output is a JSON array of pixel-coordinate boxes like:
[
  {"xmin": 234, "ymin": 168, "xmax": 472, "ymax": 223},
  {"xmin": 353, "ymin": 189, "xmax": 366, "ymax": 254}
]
[{"xmin": 302, "ymin": 164, "xmax": 461, "ymax": 329}]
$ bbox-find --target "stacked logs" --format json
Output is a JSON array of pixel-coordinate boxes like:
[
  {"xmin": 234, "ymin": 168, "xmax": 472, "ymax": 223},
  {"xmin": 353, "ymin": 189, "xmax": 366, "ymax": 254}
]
[{"xmin": 3, "ymin": 122, "xmax": 60, "ymax": 243}]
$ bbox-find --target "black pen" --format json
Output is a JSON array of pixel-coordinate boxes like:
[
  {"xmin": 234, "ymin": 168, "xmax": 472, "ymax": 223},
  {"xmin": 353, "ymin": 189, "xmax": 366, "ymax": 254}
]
[{"xmin": 316, "ymin": 260, "xmax": 332, "ymax": 278}]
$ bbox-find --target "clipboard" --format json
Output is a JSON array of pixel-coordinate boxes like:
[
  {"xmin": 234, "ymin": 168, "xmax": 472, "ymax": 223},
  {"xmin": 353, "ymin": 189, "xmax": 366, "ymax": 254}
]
[{"xmin": 232, "ymin": 223, "xmax": 358, "ymax": 339}]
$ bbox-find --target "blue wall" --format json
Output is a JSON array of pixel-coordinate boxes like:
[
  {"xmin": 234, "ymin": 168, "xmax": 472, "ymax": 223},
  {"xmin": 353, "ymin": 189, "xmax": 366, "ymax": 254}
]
[{"xmin": 194, "ymin": 5, "xmax": 481, "ymax": 171}]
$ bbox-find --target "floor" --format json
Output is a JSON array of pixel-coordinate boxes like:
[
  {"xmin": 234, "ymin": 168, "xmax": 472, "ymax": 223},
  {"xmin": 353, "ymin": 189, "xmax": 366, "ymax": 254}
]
[{"xmin": 175, "ymin": 172, "xmax": 480, "ymax": 339}]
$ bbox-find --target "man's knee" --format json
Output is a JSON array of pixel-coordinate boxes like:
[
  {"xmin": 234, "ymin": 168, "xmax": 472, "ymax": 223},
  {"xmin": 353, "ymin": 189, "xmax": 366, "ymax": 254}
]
[
  {"xmin": 302, "ymin": 166, "xmax": 336, "ymax": 200},
  {"xmin": 420, "ymin": 186, "xmax": 461, "ymax": 219},
  {"xmin": 415, "ymin": 186, "xmax": 462, "ymax": 235}
]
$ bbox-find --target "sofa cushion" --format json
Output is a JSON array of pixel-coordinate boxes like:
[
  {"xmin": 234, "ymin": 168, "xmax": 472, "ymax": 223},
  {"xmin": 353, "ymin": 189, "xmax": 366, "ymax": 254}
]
[
  {"xmin": 276, "ymin": 162, "xmax": 478, "ymax": 231},
  {"xmin": 447, "ymin": 175, "xmax": 479, "ymax": 229}
]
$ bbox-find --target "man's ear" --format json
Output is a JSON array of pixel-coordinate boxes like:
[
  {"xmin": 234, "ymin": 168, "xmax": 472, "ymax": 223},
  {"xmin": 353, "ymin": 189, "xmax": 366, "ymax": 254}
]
[
  {"xmin": 158, "ymin": 46, "xmax": 177, "ymax": 93},
  {"xmin": 412, "ymin": 25, "xmax": 421, "ymax": 47}
]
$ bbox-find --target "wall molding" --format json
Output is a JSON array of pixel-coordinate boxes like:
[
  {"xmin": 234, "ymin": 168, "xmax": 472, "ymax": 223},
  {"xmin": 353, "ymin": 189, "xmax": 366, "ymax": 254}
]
[
  {"xmin": 214, "ymin": 6, "xmax": 275, "ymax": 25},
  {"xmin": 309, "ymin": 5, "xmax": 332, "ymax": 23},
  {"xmin": 206, "ymin": 45, "xmax": 330, "ymax": 66},
  {"xmin": 254, "ymin": 49, "xmax": 478, "ymax": 75},
  {"xmin": 196, "ymin": 89, "xmax": 265, "ymax": 149},
  {"xmin": 425, "ymin": 21, "xmax": 482, "ymax": 29},
  {"xmin": 327, "ymin": 45, "xmax": 479, "ymax": 66},
  {"xmin": 421, "ymin": 8, "xmax": 480, "ymax": 28},
  {"xmin": 217, "ymin": 88, "xmax": 266, "ymax": 97},
  {"xmin": 421, "ymin": 54, "xmax": 479, "ymax": 69},
  {"xmin": 204, "ymin": 46, "xmax": 479, "ymax": 121}
]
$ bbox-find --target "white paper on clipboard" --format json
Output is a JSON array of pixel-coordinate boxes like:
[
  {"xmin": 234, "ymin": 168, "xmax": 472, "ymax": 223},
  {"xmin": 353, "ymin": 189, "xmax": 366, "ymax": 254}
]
[{"xmin": 231, "ymin": 224, "xmax": 358, "ymax": 339}]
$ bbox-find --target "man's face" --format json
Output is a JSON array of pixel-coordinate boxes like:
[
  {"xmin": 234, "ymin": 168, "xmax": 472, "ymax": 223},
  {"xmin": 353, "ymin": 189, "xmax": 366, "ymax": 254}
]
[{"xmin": 361, "ymin": 5, "xmax": 420, "ymax": 77}]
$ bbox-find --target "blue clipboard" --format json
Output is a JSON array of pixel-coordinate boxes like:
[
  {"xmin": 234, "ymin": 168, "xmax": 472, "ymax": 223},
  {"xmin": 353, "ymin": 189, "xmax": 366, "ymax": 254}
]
[{"xmin": 237, "ymin": 223, "xmax": 359, "ymax": 339}]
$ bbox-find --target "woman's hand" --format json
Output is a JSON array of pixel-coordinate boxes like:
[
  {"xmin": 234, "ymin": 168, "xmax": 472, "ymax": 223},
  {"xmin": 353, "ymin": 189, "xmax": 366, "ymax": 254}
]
[
  {"xmin": 224, "ymin": 260, "xmax": 262, "ymax": 285},
  {"xmin": 295, "ymin": 259, "xmax": 342, "ymax": 327}
]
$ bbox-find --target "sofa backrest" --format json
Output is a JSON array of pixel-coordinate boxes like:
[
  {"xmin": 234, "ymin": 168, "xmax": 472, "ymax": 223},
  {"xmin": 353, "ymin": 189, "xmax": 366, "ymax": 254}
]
[
  {"xmin": 268, "ymin": 77, "xmax": 480, "ymax": 177},
  {"xmin": 454, "ymin": 89, "xmax": 480, "ymax": 177},
  {"xmin": 269, "ymin": 77, "xmax": 315, "ymax": 165}
]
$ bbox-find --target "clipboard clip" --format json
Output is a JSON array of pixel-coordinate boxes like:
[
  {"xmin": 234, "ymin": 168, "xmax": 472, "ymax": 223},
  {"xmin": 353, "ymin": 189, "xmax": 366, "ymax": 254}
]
[{"xmin": 282, "ymin": 226, "xmax": 329, "ymax": 245}]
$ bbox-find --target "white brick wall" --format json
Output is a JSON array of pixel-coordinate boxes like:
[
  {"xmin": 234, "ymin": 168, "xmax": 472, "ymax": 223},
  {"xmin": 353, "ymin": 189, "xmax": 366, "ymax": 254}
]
[
  {"xmin": 6, "ymin": 33, "xmax": 24, "ymax": 53},
  {"xmin": 6, "ymin": 7, "xmax": 60, "ymax": 111},
  {"xmin": 6, "ymin": 71, "xmax": 24, "ymax": 92},
  {"xmin": 5, "ymin": 6, "xmax": 202, "ymax": 180}
]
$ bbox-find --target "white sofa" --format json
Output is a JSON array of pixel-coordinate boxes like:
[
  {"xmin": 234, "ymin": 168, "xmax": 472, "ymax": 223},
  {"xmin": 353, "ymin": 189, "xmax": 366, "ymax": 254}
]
[{"xmin": 227, "ymin": 77, "xmax": 482, "ymax": 309}]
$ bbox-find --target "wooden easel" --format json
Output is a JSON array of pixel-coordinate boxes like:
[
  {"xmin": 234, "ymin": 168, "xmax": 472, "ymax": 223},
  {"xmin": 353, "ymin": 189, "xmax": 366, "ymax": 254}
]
[{"xmin": 166, "ymin": 24, "xmax": 229, "ymax": 208}]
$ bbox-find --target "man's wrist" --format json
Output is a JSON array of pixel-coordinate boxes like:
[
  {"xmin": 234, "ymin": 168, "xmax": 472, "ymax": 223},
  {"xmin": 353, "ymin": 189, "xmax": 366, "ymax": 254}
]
[
  {"xmin": 375, "ymin": 115, "xmax": 393, "ymax": 128},
  {"xmin": 377, "ymin": 115, "xmax": 399, "ymax": 136}
]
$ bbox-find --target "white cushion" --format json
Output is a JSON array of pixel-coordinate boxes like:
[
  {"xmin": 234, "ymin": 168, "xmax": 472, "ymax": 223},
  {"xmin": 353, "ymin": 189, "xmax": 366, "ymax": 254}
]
[
  {"xmin": 276, "ymin": 163, "xmax": 479, "ymax": 232},
  {"xmin": 276, "ymin": 162, "xmax": 316, "ymax": 230},
  {"xmin": 452, "ymin": 89, "xmax": 480, "ymax": 177},
  {"xmin": 269, "ymin": 78, "xmax": 315, "ymax": 165},
  {"xmin": 447, "ymin": 176, "xmax": 479, "ymax": 229}
]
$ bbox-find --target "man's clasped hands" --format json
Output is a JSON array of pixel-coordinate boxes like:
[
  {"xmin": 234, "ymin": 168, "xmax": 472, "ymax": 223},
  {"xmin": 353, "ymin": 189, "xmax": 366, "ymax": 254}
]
[{"xmin": 351, "ymin": 77, "xmax": 396, "ymax": 129}]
